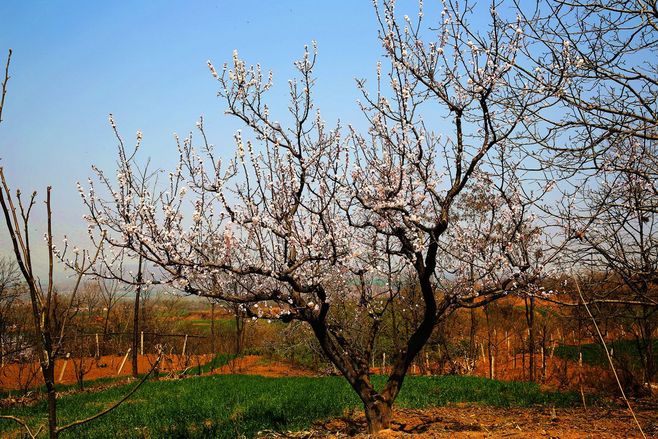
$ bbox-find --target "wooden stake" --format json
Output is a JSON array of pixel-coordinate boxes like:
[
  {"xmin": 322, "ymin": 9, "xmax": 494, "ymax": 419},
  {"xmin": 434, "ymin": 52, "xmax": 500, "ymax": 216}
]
[
  {"xmin": 505, "ymin": 331, "xmax": 510, "ymax": 357},
  {"xmin": 58, "ymin": 353, "xmax": 71, "ymax": 382},
  {"xmin": 382, "ymin": 353, "xmax": 386, "ymax": 374},
  {"xmin": 182, "ymin": 334, "xmax": 188, "ymax": 357},
  {"xmin": 95, "ymin": 333, "xmax": 100, "ymax": 358},
  {"xmin": 140, "ymin": 331, "xmax": 144, "ymax": 356},
  {"xmin": 578, "ymin": 351, "xmax": 587, "ymax": 410},
  {"xmin": 117, "ymin": 348, "xmax": 131, "ymax": 375}
]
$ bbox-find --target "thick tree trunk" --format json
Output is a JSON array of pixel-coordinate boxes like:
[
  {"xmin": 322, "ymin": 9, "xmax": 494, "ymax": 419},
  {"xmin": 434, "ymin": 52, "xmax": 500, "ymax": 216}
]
[
  {"xmin": 305, "ymin": 248, "xmax": 441, "ymax": 434},
  {"xmin": 364, "ymin": 399, "xmax": 393, "ymax": 433}
]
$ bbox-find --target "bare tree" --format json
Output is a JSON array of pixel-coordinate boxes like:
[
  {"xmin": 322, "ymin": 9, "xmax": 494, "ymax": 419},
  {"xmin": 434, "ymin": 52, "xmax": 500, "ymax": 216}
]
[
  {"xmin": 0, "ymin": 257, "xmax": 20, "ymax": 365},
  {"xmin": 0, "ymin": 48, "xmax": 161, "ymax": 439},
  {"xmin": 515, "ymin": 0, "xmax": 658, "ymax": 165},
  {"xmin": 561, "ymin": 137, "xmax": 658, "ymax": 392},
  {"xmin": 514, "ymin": 0, "xmax": 658, "ymax": 393},
  {"xmin": 95, "ymin": 277, "xmax": 129, "ymax": 353}
]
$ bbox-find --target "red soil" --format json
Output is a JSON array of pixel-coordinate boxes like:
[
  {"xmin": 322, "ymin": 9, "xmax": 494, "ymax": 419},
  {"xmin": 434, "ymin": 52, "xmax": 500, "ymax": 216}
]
[
  {"xmin": 0, "ymin": 353, "xmax": 316, "ymax": 391},
  {"xmin": 210, "ymin": 354, "xmax": 315, "ymax": 377},
  {"xmin": 2, "ymin": 349, "xmax": 610, "ymax": 395},
  {"xmin": 0, "ymin": 353, "xmax": 213, "ymax": 391}
]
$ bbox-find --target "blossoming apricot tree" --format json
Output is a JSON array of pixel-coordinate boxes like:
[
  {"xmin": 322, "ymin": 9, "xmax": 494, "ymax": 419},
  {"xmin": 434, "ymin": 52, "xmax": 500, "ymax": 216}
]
[{"xmin": 79, "ymin": 1, "xmax": 559, "ymax": 432}]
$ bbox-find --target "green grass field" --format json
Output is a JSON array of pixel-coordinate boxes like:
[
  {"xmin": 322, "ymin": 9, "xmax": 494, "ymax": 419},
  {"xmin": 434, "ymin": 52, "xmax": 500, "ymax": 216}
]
[
  {"xmin": 1, "ymin": 374, "xmax": 585, "ymax": 438},
  {"xmin": 554, "ymin": 339, "xmax": 657, "ymax": 368}
]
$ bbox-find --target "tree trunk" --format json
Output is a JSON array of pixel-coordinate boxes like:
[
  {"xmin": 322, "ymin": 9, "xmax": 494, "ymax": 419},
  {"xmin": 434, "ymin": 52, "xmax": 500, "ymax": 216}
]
[
  {"xmin": 364, "ymin": 399, "xmax": 393, "ymax": 433},
  {"xmin": 43, "ymin": 362, "xmax": 58, "ymax": 438},
  {"xmin": 210, "ymin": 301, "xmax": 216, "ymax": 372},
  {"xmin": 305, "ymin": 253, "xmax": 440, "ymax": 434},
  {"xmin": 484, "ymin": 304, "xmax": 494, "ymax": 379},
  {"xmin": 102, "ymin": 306, "xmax": 111, "ymax": 354},
  {"xmin": 639, "ymin": 309, "xmax": 655, "ymax": 394},
  {"xmin": 132, "ymin": 255, "xmax": 143, "ymax": 378},
  {"xmin": 233, "ymin": 303, "xmax": 245, "ymax": 357},
  {"xmin": 524, "ymin": 295, "xmax": 535, "ymax": 382},
  {"xmin": 469, "ymin": 308, "xmax": 477, "ymax": 372},
  {"xmin": 235, "ymin": 313, "xmax": 243, "ymax": 356}
]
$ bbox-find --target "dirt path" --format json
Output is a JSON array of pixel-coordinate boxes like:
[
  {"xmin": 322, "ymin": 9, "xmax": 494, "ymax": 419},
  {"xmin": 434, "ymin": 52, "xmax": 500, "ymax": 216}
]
[{"xmin": 307, "ymin": 404, "xmax": 658, "ymax": 438}]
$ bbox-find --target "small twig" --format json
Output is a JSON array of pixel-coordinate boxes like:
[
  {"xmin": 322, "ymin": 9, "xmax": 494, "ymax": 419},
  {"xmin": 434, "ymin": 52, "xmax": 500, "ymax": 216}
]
[
  {"xmin": 0, "ymin": 48, "xmax": 11, "ymax": 124},
  {"xmin": 0, "ymin": 415, "xmax": 43, "ymax": 439},
  {"xmin": 573, "ymin": 275, "xmax": 646, "ymax": 439}
]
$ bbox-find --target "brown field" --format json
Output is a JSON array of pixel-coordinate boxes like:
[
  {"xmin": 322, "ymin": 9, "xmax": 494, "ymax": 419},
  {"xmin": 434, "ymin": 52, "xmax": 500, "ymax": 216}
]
[
  {"xmin": 0, "ymin": 353, "xmax": 213, "ymax": 391},
  {"xmin": 313, "ymin": 405, "xmax": 657, "ymax": 438},
  {"xmin": 1, "ymin": 350, "xmax": 609, "ymax": 393},
  {"xmin": 0, "ymin": 353, "xmax": 320, "ymax": 392}
]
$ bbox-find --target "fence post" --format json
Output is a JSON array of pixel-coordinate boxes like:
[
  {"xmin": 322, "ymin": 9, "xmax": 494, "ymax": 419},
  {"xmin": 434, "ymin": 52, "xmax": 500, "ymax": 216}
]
[
  {"xmin": 117, "ymin": 348, "xmax": 131, "ymax": 375},
  {"xmin": 182, "ymin": 334, "xmax": 188, "ymax": 357},
  {"xmin": 58, "ymin": 352, "xmax": 71, "ymax": 382},
  {"xmin": 506, "ymin": 331, "xmax": 510, "ymax": 358}
]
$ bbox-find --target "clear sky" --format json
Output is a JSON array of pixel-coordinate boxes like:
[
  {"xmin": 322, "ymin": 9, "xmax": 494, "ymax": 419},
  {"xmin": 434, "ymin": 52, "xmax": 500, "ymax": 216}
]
[{"xmin": 0, "ymin": 1, "xmax": 391, "ymax": 279}]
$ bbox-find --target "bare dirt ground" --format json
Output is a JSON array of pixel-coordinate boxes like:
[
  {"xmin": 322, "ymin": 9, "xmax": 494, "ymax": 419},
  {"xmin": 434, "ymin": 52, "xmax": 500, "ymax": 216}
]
[
  {"xmin": 301, "ymin": 404, "xmax": 658, "ymax": 438},
  {"xmin": 0, "ymin": 353, "xmax": 315, "ymax": 392},
  {"xmin": 470, "ymin": 353, "xmax": 610, "ymax": 392},
  {"xmin": 210, "ymin": 354, "xmax": 316, "ymax": 377},
  {"xmin": 0, "ymin": 353, "xmax": 213, "ymax": 391}
]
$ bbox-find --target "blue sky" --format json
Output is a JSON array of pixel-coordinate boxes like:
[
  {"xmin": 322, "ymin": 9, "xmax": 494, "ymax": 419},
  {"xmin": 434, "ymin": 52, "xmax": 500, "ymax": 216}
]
[{"xmin": 0, "ymin": 1, "xmax": 389, "ymax": 276}]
